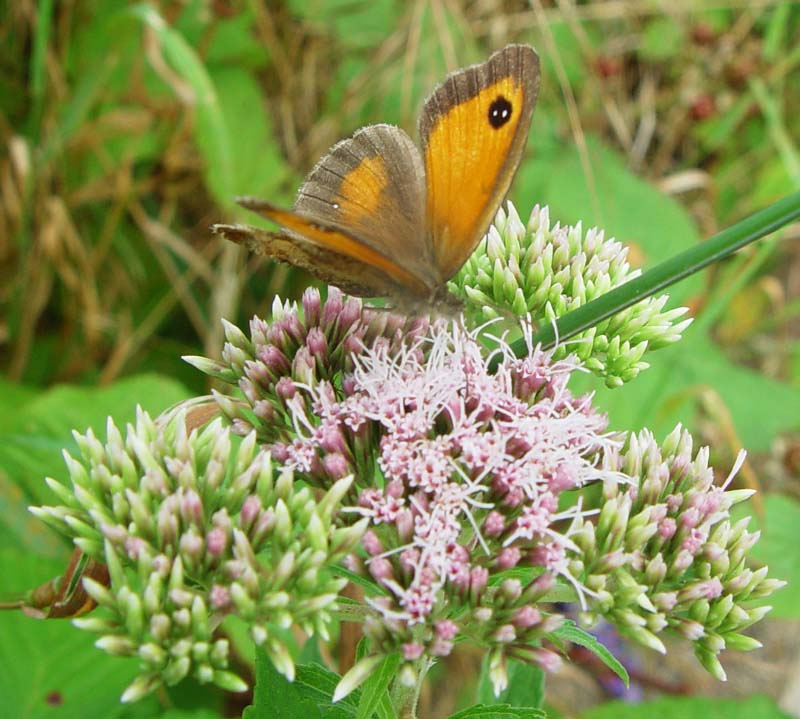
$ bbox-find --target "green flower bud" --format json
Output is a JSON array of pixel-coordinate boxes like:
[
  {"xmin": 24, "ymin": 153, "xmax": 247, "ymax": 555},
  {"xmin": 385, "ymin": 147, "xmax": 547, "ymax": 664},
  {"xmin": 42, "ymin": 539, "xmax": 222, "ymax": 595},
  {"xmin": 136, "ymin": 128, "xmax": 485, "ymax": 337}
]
[
  {"xmin": 121, "ymin": 674, "xmax": 160, "ymax": 704},
  {"xmin": 96, "ymin": 635, "xmax": 136, "ymax": 656},
  {"xmin": 213, "ymin": 670, "xmax": 248, "ymax": 693},
  {"xmin": 163, "ymin": 656, "xmax": 191, "ymax": 685},
  {"xmin": 694, "ymin": 647, "xmax": 727, "ymax": 682}
]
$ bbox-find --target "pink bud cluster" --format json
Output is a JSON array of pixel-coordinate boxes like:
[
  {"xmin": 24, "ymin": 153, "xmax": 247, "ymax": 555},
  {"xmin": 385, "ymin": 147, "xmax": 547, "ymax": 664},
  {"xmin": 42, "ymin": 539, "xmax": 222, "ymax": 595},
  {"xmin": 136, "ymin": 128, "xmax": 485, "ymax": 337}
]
[
  {"xmin": 571, "ymin": 427, "xmax": 784, "ymax": 680},
  {"xmin": 191, "ymin": 288, "xmax": 432, "ymax": 449}
]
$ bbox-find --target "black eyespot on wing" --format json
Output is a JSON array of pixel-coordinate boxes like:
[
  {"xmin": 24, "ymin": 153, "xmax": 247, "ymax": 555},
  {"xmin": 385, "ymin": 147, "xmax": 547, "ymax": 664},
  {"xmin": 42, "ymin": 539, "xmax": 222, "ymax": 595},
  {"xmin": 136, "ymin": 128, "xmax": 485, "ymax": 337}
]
[{"xmin": 488, "ymin": 96, "xmax": 513, "ymax": 129}]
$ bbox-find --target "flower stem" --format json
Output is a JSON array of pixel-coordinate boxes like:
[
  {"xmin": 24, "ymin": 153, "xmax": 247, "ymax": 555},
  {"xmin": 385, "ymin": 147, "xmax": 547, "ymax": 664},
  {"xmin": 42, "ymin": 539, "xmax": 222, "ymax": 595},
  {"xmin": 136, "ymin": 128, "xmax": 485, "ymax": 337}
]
[{"xmin": 391, "ymin": 658, "xmax": 433, "ymax": 719}]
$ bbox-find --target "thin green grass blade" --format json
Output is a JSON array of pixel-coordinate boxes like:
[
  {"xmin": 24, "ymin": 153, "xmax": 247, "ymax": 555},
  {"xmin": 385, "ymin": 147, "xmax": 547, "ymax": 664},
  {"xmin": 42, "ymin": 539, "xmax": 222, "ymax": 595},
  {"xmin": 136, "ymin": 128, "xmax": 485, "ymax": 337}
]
[
  {"xmin": 521, "ymin": 191, "xmax": 800, "ymax": 353},
  {"xmin": 749, "ymin": 77, "xmax": 800, "ymax": 185},
  {"xmin": 693, "ymin": 236, "xmax": 777, "ymax": 334},
  {"xmin": 27, "ymin": 0, "xmax": 55, "ymax": 138}
]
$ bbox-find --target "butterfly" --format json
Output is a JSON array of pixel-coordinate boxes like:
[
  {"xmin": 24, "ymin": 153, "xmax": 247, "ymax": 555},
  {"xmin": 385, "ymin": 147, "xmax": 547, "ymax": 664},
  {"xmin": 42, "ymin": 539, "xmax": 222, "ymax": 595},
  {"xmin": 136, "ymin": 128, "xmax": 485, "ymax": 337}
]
[{"xmin": 214, "ymin": 44, "xmax": 540, "ymax": 307}]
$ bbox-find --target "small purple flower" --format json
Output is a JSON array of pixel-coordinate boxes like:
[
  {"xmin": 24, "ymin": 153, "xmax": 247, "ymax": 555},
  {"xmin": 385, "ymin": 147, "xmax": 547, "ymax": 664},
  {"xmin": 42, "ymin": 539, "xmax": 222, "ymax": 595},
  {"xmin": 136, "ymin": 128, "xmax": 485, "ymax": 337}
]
[
  {"xmin": 513, "ymin": 606, "xmax": 541, "ymax": 629},
  {"xmin": 210, "ymin": 585, "xmax": 231, "ymax": 610},
  {"xmin": 402, "ymin": 642, "xmax": 424, "ymax": 661},
  {"xmin": 206, "ymin": 527, "xmax": 228, "ymax": 557},
  {"xmin": 435, "ymin": 620, "xmax": 458, "ymax": 640},
  {"xmin": 275, "ymin": 376, "xmax": 296, "ymax": 400}
]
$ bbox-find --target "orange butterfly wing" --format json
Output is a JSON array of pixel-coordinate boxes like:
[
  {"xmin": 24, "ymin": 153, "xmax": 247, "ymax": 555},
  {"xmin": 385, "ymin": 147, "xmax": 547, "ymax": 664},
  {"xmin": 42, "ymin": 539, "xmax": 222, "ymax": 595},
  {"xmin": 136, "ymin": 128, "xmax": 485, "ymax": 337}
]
[
  {"xmin": 217, "ymin": 198, "xmax": 429, "ymax": 298},
  {"xmin": 219, "ymin": 124, "xmax": 437, "ymax": 299},
  {"xmin": 420, "ymin": 44, "xmax": 540, "ymax": 280},
  {"xmin": 217, "ymin": 46, "xmax": 539, "ymax": 304},
  {"xmin": 295, "ymin": 124, "xmax": 430, "ymax": 283}
]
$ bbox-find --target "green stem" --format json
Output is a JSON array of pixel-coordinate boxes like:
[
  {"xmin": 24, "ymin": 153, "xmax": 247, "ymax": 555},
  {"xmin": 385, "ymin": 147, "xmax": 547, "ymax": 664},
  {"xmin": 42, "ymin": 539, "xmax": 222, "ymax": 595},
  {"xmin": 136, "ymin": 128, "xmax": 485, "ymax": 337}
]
[
  {"xmin": 390, "ymin": 657, "xmax": 432, "ymax": 719},
  {"xmin": 517, "ymin": 190, "xmax": 800, "ymax": 354}
]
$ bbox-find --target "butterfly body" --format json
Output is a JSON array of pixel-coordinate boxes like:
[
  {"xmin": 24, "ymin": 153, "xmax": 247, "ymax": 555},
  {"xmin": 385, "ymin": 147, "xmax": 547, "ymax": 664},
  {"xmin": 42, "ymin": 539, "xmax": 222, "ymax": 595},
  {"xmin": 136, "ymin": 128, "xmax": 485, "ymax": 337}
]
[{"xmin": 214, "ymin": 44, "xmax": 540, "ymax": 306}]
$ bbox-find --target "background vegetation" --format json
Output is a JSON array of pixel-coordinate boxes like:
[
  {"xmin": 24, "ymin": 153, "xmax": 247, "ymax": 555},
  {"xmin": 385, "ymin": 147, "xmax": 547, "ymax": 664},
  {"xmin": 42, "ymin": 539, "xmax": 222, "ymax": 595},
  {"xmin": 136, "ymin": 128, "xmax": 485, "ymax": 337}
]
[{"xmin": 1, "ymin": 1, "xmax": 798, "ymax": 718}]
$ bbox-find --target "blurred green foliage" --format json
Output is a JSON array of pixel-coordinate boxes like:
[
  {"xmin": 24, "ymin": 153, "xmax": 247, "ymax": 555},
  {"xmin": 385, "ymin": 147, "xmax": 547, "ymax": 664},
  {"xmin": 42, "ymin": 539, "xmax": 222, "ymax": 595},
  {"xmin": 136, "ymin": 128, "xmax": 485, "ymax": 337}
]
[
  {"xmin": 580, "ymin": 695, "xmax": 793, "ymax": 719},
  {"xmin": 1, "ymin": 1, "xmax": 799, "ymax": 718}
]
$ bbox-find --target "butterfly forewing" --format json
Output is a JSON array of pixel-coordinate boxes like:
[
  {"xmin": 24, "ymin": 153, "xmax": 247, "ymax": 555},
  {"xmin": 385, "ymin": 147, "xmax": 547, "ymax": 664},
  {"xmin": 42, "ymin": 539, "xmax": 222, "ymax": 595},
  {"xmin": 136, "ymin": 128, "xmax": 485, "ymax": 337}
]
[{"xmin": 420, "ymin": 44, "xmax": 540, "ymax": 280}]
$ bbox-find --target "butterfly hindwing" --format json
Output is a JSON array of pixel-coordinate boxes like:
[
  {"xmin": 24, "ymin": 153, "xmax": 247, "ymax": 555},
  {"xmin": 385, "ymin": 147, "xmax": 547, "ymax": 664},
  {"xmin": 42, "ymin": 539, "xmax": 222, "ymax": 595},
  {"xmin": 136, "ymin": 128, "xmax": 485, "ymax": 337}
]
[
  {"xmin": 292, "ymin": 124, "xmax": 437, "ymax": 291},
  {"xmin": 420, "ymin": 44, "xmax": 540, "ymax": 280},
  {"xmin": 213, "ymin": 219, "xmax": 415, "ymax": 297}
]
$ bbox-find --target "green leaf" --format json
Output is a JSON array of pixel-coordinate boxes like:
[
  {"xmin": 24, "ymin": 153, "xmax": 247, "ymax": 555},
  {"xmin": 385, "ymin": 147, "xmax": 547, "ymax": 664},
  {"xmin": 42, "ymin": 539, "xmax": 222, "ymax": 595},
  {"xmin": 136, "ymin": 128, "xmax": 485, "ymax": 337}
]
[
  {"xmin": 448, "ymin": 705, "xmax": 546, "ymax": 719},
  {"xmin": 588, "ymin": 336, "xmax": 800, "ymax": 451},
  {"xmin": 245, "ymin": 656, "xmax": 361, "ymax": 719},
  {"xmin": 355, "ymin": 637, "xmax": 370, "ymax": 663},
  {"xmin": 355, "ymin": 653, "xmax": 400, "ymax": 719},
  {"xmin": 0, "ymin": 469, "xmax": 64, "ymax": 557},
  {"xmin": 205, "ymin": 9, "xmax": 269, "ymax": 68},
  {"xmin": 0, "ymin": 374, "xmax": 190, "ymax": 507},
  {"xmin": 245, "ymin": 647, "xmax": 322, "ymax": 719},
  {"xmin": 579, "ymin": 694, "xmax": 792, "ymax": 719},
  {"xmin": 211, "ymin": 67, "xmax": 292, "ymax": 201},
  {"xmin": 285, "ymin": 0, "xmax": 402, "ymax": 49},
  {"xmin": 297, "ymin": 637, "xmax": 326, "ymax": 666},
  {"xmin": 742, "ymin": 493, "xmax": 798, "ymax": 618},
  {"xmin": 640, "ymin": 17, "xmax": 686, "ymax": 60},
  {"xmin": 0, "ymin": 377, "xmax": 38, "ymax": 435},
  {"xmin": 295, "ymin": 662, "xmax": 351, "ymax": 704},
  {"xmin": 0, "ymin": 549, "xmax": 148, "ymax": 719},
  {"xmin": 128, "ymin": 4, "xmax": 234, "ymax": 205},
  {"xmin": 332, "ymin": 564, "xmax": 384, "ymax": 595},
  {"xmin": 540, "ymin": 21, "xmax": 586, "ymax": 88},
  {"xmin": 551, "ymin": 622, "xmax": 629, "ymax": 687},
  {"xmin": 295, "ymin": 662, "xmax": 358, "ymax": 719},
  {"xmin": 375, "ymin": 691, "xmax": 399, "ymax": 719}
]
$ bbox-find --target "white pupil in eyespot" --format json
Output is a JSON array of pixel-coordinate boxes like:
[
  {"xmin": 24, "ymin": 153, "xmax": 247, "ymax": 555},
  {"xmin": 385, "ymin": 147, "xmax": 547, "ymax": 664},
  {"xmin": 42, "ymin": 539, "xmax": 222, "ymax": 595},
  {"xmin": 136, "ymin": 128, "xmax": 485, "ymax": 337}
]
[{"xmin": 488, "ymin": 97, "xmax": 513, "ymax": 128}]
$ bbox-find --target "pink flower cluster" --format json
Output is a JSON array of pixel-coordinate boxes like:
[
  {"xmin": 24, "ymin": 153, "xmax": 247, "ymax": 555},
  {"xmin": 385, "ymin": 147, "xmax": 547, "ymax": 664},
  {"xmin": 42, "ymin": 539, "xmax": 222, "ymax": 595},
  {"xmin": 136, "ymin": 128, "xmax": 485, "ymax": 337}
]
[
  {"xmin": 191, "ymin": 291, "xmax": 782, "ymax": 690},
  {"xmin": 275, "ymin": 323, "xmax": 622, "ymax": 664}
]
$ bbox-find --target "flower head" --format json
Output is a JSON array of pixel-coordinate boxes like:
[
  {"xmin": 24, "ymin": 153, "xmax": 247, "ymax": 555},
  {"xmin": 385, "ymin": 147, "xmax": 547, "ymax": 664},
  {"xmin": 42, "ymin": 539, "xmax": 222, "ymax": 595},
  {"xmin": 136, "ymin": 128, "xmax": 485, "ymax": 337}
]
[
  {"xmin": 30, "ymin": 198, "xmax": 783, "ymax": 706},
  {"xmin": 185, "ymin": 287, "xmax": 431, "ymax": 446},
  {"xmin": 191, "ymin": 299, "xmax": 782, "ymax": 698},
  {"xmin": 265, "ymin": 320, "xmax": 623, "ymax": 687},
  {"xmin": 181, "ymin": 203, "xmax": 778, "ymax": 699},
  {"xmin": 572, "ymin": 427, "xmax": 784, "ymax": 679},
  {"xmin": 30, "ymin": 409, "xmax": 364, "ymax": 700},
  {"xmin": 450, "ymin": 203, "xmax": 693, "ymax": 387}
]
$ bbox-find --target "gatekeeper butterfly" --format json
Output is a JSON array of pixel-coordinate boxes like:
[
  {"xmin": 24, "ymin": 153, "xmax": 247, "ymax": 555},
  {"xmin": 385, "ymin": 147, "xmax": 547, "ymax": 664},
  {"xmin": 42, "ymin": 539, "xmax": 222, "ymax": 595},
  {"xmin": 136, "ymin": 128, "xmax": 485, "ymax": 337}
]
[{"xmin": 214, "ymin": 44, "xmax": 540, "ymax": 306}]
